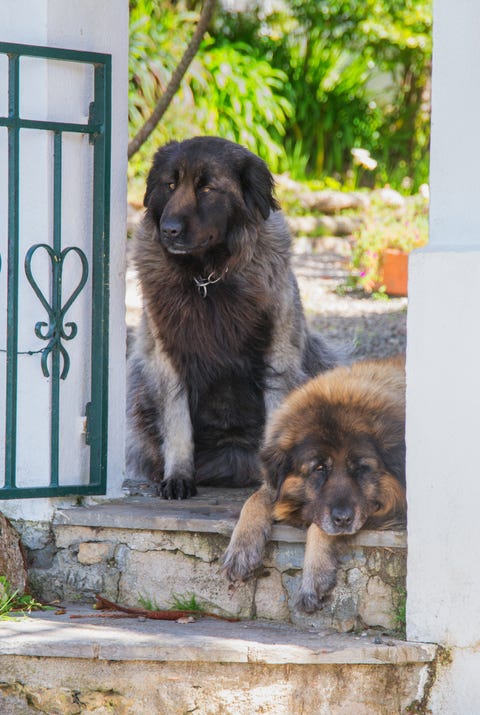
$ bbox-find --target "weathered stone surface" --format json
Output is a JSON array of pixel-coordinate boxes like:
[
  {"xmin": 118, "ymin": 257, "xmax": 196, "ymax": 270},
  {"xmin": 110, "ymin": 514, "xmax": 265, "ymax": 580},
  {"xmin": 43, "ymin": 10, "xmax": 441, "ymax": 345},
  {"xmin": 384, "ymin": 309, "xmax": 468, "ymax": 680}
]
[
  {"xmin": 27, "ymin": 544, "xmax": 121, "ymax": 604},
  {"xmin": 118, "ymin": 546, "xmax": 254, "ymax": 618},
  {"xmin": 254, "ymin": 569, "xmax": 290, "ymax": 621},
  {"xmin": 359, "ymin": 576, "xmax": 398, "ymax": 630},
  {"xmin": 0, "ymin": 658, "xmax": 435, "ymax": 715},
  {"xmin": 12, "ymin": 520, "xmax": 52, "ymax": 551},
  {"xmin": 286, "ymin": 214, "xmax": 363, "ymax": 237},
  {"xmin": 272, "ymin": 175, "xmax": 370, "ymax": 214},
  {"xmin": 266, "ymin": 541, "xmax": 305, "ymax": 571},
  {"xmin": 0, "ymin": 607, "xmax": 437, "ymax": 715},
  {"xmin": 77, "ymin": 542, "xmax": 114, "ymax": 565},
  {"xmin": 0, "ymin": 682, "xmax": 134, "ymax": 715},
  {"xmin": 28, "ymin": 687, "xmax": 82, "ymax": 715},
  {"xmin": 0, "ymin": 683, "xmax": 34, "ymax": 715},
  {"xmin": 0, "ymin": 605, "xmax": 436, "ymax": 664}
]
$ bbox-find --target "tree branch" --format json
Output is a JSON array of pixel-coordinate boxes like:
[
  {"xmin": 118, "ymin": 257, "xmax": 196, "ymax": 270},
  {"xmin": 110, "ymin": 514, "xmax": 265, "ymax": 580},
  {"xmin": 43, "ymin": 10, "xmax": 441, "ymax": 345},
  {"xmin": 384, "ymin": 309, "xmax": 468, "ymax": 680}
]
[{"xmin": 128, "ymin": 0, "xmax": 217, "ymax": 160}]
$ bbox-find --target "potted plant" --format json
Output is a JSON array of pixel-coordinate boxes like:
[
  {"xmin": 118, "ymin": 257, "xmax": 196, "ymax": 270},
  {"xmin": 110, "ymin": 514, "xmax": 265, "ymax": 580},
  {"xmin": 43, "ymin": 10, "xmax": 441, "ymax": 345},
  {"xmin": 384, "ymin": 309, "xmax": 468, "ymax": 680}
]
[{"xmin": 349, "ymin": 192, "xmax": 429, "ymax": 296}]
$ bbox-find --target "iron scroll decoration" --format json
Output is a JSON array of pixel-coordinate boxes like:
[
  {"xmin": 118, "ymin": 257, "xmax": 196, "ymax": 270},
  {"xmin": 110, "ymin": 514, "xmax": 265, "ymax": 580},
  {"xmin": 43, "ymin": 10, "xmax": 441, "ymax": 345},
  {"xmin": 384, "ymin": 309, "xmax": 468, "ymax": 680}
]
[{"xmin": 24, "ymin": 243, "xmax": 89, "ymax": 380}]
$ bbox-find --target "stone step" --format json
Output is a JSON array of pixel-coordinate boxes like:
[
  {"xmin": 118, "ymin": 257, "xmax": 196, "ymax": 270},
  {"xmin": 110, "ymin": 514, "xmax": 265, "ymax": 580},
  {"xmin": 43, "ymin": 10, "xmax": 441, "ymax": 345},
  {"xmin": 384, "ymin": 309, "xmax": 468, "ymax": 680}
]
[
  {"xmin": 19, "ymin": 488, "xmax": 407, "ymax": 634},
  {"xmin": 0, "ymin": 604, "xmax": 436, "ymax": 715}
]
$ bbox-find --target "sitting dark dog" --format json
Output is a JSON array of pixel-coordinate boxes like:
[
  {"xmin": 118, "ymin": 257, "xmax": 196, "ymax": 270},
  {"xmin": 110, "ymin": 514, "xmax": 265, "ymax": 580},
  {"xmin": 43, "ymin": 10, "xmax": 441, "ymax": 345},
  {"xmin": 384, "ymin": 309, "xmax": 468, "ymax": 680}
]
[
  {"xmin": 126, "ymin": 136, "xmax": 339, "ymax": 500},
  {"xmin": 223, "ymin": 356, "xmax": 406, "ymax": 612}
]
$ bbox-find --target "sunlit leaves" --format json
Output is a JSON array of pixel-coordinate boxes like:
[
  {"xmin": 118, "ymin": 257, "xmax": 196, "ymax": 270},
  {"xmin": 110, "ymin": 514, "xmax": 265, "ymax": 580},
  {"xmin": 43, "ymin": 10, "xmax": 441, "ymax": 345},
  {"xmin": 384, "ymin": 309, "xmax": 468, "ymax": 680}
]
[{"xmin": 128, "ymin": 0, "xmax": 432, "ymax": 192}]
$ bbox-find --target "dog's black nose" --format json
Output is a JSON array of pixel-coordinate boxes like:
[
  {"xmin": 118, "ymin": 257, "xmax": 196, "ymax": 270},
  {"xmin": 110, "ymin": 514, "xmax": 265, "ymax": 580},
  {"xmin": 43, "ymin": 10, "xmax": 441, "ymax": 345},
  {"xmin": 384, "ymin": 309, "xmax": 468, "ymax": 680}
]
[
  {"xmin": 161, "ymin": 218, "xmax": 183, "ymax": 240},
  {"xmin": 331, "ymin": 506, "xmax": 354, "ymax": 528}
]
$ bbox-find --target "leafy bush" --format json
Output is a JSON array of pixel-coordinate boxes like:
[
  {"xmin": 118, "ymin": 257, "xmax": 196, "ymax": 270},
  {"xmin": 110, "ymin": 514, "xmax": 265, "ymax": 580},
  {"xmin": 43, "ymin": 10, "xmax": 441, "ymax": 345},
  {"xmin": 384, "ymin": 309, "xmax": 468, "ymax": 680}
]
[
  {"xmin": 128, "ymin": 0, "xmax": 292, "ymax": 198},
  {"xmin": 217, "ymin": 0, "xmax": 432, "ymax": 189},
  {"xmin": 190, "ymin": 41, "xmax": 292, "ymax": 171},
  {"xmin": 128, "ymin": 0, "xmax": 202, "ymax": 196},
  {"xmin": 128, "ymin": 0, "xmax": 432, "ymax": 194}
]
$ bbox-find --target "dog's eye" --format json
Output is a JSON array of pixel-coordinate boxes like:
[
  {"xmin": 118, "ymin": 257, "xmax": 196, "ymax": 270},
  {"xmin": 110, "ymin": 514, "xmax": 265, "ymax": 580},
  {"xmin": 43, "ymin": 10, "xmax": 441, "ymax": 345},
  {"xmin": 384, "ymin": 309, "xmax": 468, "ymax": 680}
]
[
  {"xmin": 199, "ymin": 186, "xmax": 211, "ymax": 194},
  {"xmin": 167, "ymin": 182, "xmax": 176, "ymax": 192},
  {"xmin": 301, "ymin": 458, "xmax": 328, "ymax": 478},
  {"xmin": 354, "ymin": 464, "xmax": 371, "ymax": 480},
  {"xmin": 309, "ymin": 463, "xmax": 327, "ymax": 486},
  {"xmin": 312, "ymin": 463, "xmax": 327, "ymax": 478}
]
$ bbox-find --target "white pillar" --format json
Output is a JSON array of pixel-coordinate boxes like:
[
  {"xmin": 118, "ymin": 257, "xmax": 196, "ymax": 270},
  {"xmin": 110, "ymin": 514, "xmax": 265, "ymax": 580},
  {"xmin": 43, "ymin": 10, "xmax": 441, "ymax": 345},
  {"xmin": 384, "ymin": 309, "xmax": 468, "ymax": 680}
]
[
  {"xmin": 0, "ymin": 0, "xmax": 128, "ymax": 520},
  {"xmin": 406, "ymin": 0, "xmax": 480, "ymax": 711}
]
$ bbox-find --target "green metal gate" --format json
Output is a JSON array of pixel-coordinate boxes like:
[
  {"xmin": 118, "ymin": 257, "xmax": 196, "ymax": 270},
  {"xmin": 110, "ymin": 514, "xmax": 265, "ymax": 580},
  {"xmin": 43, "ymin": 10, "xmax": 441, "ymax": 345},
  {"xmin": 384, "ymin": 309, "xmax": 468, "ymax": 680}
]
[{"xmin": 0, "ymin": 42, "xmax": 111, "ymax": 498}]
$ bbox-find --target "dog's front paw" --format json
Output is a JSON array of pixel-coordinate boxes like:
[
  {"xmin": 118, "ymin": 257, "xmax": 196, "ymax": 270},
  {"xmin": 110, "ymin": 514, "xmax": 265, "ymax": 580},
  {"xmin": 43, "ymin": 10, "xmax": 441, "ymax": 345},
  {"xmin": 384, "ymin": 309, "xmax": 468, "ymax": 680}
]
[
  {"xmin": 295, "ymin": 569, "xmax": 337, "ymax": 613},
  {"xmin": 222, "ymin": 535, "xmax": 265, "ymax": 582},
  {"xmin": 222, "ymin": 486, "xmax": 273, "ymax": 582},
  {"xmin": 296, "ymin": 524, "xmax": 339, "ymax": 613},
  {"xmin": 159, "ymin": 474, "xmax": 197, "ymax": 500},
  {"xmin": 296, "ymin": 589, "xmax": 327, "ymax": 614},
  {"xmin": 296, "ymin": 563, "xmax": 337, "ymax": 613}
]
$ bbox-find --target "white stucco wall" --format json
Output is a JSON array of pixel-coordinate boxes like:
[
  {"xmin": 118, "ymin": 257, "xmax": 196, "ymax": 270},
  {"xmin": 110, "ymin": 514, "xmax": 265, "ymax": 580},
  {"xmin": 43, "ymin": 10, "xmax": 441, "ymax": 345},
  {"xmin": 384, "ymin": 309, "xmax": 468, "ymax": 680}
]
[
  {"xmin": 406, "ymin": 0, "xmax": 480, "ymax": 711},
  {"xmin": 0, "ymin": 0, "xmax": 128, "ymax": 520}
]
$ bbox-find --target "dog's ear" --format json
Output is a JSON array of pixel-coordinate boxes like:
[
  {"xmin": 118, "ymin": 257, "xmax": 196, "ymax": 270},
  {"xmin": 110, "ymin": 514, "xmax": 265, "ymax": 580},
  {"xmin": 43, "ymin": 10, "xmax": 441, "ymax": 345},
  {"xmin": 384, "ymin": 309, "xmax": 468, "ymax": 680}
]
[
  {"xmin": 143, "ymin": 142, "xmax": 179, "ymax": 208},
  {"xmin": 378, "ymin": 437, "xmax": 406, "ymax": 487},
  {"xmin": 241, "ymin": 155, "xmax": 280, "ymax": 221},
  {"xmin": 143, "ymin": 152, "xmax": 163, "ymax": 208},
  {"xmin": 374, "ymin": 411, "xmax": 406, "ymax": 486},
  {"xmin": 143, "ymin": 166, "xmax": 158, "ymax": 208},
  {"xmin": 260, "ymin": 439, "xmax": 293, "ymax": 491}
]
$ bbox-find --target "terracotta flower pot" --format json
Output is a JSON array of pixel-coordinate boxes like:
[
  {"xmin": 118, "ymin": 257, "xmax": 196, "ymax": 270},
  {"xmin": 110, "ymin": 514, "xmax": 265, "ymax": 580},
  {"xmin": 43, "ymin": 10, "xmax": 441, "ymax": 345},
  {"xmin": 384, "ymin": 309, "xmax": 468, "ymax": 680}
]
[{"xmin": 380, "ymin": 248, "xmax": 409, "ymax": 297}]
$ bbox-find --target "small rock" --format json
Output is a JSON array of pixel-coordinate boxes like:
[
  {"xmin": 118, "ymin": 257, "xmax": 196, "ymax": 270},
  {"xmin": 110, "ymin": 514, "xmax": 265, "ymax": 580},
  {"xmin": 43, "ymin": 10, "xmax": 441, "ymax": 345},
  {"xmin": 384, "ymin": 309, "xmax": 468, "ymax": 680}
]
[
  {"xmin": 374, "ymin": 187, "xmax": 406, "ymax": 208},
  {"xmin": 293, "ymin": 236, "xmax": 314, "ymax": 254},
  {"xmin": 77, "ymin": 542, "xmax": 113, "ymax": 565}
]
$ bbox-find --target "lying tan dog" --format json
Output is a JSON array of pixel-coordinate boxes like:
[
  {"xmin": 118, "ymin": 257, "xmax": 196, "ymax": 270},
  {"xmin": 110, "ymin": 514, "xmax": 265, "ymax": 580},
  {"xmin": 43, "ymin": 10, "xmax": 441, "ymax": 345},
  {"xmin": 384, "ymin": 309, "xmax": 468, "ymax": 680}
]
[{"xmin": 223, "ymin": 357, "xmax": 406, "ymax": 612}]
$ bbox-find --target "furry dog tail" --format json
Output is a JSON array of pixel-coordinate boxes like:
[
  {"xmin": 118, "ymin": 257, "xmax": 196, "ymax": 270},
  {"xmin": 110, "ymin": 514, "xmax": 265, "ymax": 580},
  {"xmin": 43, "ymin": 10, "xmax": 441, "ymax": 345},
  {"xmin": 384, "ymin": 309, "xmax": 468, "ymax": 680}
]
[{"xmin": 303, "ymin": 332, "xmax": 351, "ymax": 375}]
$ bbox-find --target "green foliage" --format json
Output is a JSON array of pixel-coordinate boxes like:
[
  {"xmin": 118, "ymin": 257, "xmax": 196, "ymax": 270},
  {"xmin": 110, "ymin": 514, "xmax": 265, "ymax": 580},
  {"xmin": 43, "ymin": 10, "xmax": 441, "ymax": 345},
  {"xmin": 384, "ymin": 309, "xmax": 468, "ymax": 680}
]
[
  {"xmin": 128, "ymin": 0, "xmax": 292, "ymax": 195},
  {"xmin": 350, "ymin": 193, "xmax": 429, "ymax": 292},
  {"xmin": 128, "ymin": 0, "xmax": 432, "ymax": 192},
  {"xmin": 169, "ymin": 592, "xmax": 203, "ymax": 612},
  {"xmin": 218, "ymin": 0, "xmax": 431, "ymax": 188},
  {"xmin": 0, "ymin": 576, "xmax": 53, "ymax": 620},
  {"xmin": 394, "ymin": 586, "xmax": 407, "ymax": 636},
  {"xmin": 128, "ymin": 0, "xmax": 200, "ymax": 193},
  {"xmin": 138, "ymin": 592, "xmax": 203, "ymax": 612},
  {"xmin": 190, "ymin": 41, "xmax": 292, "ymax": 171},
  {"xmin": 271, "ymin": 9, "xmax": 384, "ymax": 178},
  {"xmin": 138, "ymin": 594, "xmax": 163, "ymax": 611}
]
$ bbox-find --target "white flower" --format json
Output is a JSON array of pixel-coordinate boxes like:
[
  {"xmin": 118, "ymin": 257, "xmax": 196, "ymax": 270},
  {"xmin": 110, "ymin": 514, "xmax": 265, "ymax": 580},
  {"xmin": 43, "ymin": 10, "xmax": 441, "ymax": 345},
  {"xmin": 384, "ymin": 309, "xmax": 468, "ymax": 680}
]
[
  {"xmin": 418, "ymin": 183, "xmax": 430, "ymax": 200},
  {"xmin": 351, "ymin": 147, "xmax": 378, "ymax": 171}
]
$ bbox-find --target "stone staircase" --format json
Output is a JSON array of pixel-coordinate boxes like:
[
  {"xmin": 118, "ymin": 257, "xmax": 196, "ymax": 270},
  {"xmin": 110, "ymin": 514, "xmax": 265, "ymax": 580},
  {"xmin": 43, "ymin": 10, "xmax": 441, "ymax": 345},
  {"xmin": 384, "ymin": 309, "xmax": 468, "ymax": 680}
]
[{"xmin": 1, "ymin": 489, "xmax": 437, "ymax": 714}]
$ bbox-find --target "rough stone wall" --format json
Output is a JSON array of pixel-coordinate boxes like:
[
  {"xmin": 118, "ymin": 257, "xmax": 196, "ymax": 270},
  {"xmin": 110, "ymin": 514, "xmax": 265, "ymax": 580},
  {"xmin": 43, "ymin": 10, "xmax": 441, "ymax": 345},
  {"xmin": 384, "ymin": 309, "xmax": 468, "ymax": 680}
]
[{"xmin": 15, "ymin": 520, "xmax": 406, "ymax": 633}]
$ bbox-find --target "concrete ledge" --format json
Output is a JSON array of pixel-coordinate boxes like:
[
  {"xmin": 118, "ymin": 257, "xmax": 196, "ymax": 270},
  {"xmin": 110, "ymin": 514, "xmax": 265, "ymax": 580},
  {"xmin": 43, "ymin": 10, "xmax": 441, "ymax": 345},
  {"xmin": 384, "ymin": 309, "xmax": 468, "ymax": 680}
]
[
  {"xmin": 0, "ymin": 607, "xmax": 437, "ymax": 715},
  {"xmin": 54, "ymin": 490, "xmax": 407, "ymax": 548},
  {"xmin": 0, "ymin": 605, "xmax": 435, "ymax": 665}
]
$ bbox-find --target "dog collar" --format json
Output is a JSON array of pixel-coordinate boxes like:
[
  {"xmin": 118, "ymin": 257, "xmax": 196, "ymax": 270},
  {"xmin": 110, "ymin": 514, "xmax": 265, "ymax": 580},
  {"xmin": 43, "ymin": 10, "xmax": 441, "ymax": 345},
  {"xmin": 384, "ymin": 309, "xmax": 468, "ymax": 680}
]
[{"xmin": 193, "ymin": 267, "xmax": 229, "ymax": 298}]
